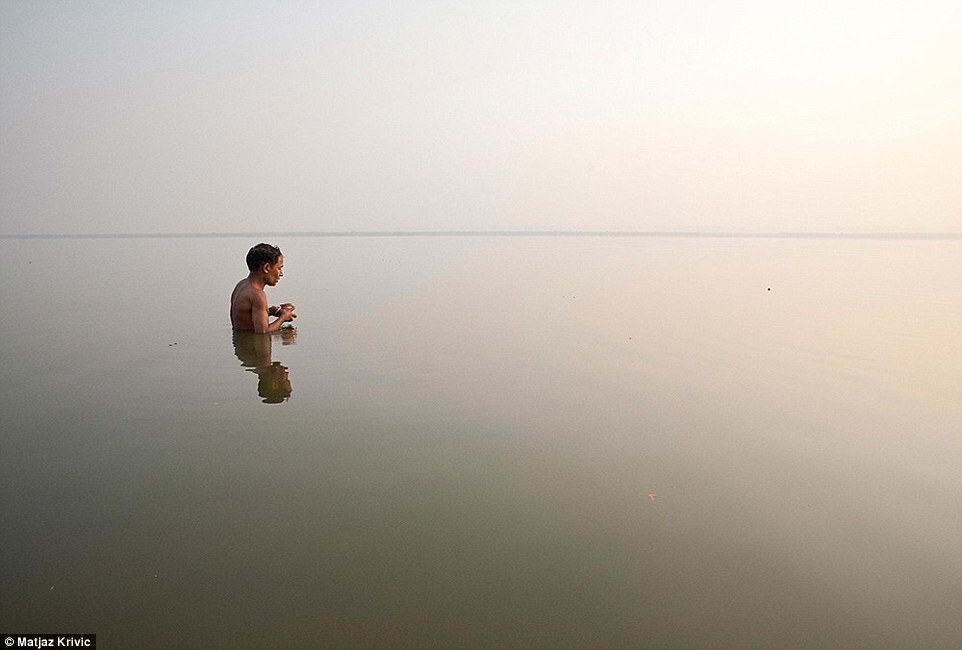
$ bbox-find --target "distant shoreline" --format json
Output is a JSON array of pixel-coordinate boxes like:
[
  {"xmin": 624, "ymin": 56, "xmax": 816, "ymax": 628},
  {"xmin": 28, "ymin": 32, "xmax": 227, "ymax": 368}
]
[{"xmin": 3, "ymin": 231, "xmax": 961, "ymax": 240}]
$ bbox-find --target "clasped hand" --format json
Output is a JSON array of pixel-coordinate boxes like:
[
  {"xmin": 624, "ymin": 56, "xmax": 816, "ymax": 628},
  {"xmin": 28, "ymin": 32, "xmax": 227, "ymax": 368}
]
[{"xmin": 271, "ymin": 303, "xmax": 297, "ymax": 321}]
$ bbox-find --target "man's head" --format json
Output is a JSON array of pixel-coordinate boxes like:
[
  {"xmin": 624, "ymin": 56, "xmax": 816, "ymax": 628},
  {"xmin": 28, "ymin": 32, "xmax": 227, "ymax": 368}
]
[
  {"xmin": 246, "ymin": 243, "xmax": 284, "ymax": 286},
  {"xmin": 246, "ymin": 243, "xmax": 282, "ymax": 270}
]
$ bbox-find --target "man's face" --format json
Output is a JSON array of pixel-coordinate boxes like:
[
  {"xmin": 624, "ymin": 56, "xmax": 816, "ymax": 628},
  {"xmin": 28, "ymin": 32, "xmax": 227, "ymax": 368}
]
[{"xmin": 264, "ymin": 256, "xmax": 284, "ymax": 286}]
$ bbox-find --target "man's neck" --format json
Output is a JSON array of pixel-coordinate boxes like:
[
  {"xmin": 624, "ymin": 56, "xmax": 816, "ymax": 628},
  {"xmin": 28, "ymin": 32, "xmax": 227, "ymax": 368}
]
[{"xmin": 247, "ymin": 271, "xmax": 268, "ymax": 290}]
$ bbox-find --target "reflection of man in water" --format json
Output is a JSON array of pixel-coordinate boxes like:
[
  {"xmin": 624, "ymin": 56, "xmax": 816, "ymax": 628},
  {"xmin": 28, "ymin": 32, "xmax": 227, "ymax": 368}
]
[
  {"xmin": 233, "ymin": 329, "xmax": 296, "ymax": 403},
  {"xmin": 230, "ymin": 243, "xmax": 297, "ymax": 333}
]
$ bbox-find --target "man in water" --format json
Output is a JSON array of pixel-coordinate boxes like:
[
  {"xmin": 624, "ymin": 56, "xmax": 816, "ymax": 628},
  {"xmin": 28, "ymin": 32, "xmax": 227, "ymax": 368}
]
[{"xmin": 230, "ymin": 243, "xmax": 297, "ymax": 333}]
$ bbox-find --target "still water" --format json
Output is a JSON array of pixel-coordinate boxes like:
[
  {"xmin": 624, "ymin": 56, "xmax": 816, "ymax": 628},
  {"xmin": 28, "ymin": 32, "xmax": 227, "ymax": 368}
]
[{"xmin": 1, "ymin": 234, "xmax": 960, "ymax": 648}]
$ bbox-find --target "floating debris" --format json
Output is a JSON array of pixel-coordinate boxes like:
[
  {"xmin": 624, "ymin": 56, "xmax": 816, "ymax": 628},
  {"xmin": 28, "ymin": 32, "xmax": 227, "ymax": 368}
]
[{"xmin": 647, "ymin": 493, "xmax": 657, "ymax": 501}]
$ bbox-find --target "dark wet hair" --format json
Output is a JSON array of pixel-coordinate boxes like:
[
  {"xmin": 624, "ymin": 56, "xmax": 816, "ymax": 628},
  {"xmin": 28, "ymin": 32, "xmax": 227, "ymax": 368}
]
[{"xmin": 246, "ymin": 243, "xmax": 282, "ymax": 271}]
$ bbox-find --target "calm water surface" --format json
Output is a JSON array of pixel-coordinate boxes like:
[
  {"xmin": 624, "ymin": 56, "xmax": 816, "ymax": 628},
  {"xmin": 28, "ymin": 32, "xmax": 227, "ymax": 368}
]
[{"xmin": 1, "ymin": 235, "xmax": 960, "ymax": 648}]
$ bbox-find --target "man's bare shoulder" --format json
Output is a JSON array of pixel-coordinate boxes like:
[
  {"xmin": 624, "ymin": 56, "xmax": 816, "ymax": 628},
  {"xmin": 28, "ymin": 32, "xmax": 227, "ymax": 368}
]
[{"xmin": 231, "ymin": 278, "xmax": 264, "ymax": 301}]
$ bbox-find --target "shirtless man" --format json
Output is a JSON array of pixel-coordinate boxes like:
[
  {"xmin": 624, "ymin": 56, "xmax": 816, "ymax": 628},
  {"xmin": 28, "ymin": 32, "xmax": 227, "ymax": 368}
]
[{"xmin": 230, "ymin": 243, "xmax": 297, "ymax": 333}]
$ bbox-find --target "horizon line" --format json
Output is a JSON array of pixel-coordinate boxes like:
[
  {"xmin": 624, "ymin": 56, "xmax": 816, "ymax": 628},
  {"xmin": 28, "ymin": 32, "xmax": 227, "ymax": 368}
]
[{"xmin": 2, "ymin": 230, "xmax": 961, "ymax": 241}]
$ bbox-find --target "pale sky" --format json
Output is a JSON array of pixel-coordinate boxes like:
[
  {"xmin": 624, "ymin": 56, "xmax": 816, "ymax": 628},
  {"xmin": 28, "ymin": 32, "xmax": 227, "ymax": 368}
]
[{"xmin": 1, "ymin": 0, "xmax": 960, "ymax": 235}]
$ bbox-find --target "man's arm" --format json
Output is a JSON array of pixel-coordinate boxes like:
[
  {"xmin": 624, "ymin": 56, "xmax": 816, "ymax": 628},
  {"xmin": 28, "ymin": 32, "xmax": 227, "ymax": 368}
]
[{"xmin": 251, "ymin": 292, "xmax": 294, "ymax": 333}]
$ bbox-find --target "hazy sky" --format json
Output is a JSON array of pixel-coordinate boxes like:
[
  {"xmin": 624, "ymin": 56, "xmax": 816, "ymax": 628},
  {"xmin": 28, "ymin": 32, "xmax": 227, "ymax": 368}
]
[{"xmin": 2, "ymin": 1, "xmax": 960, "ymax": 235}]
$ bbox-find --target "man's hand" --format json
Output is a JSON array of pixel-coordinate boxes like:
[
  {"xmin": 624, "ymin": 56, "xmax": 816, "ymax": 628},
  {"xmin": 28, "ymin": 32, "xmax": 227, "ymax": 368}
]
[
  {"xmin": 278, "ymin": 303, "xmax": 297, "ymax": 322},
  {"xmin": 269, "ymin": 303, "xmax": 296, "ymax": 319}
]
